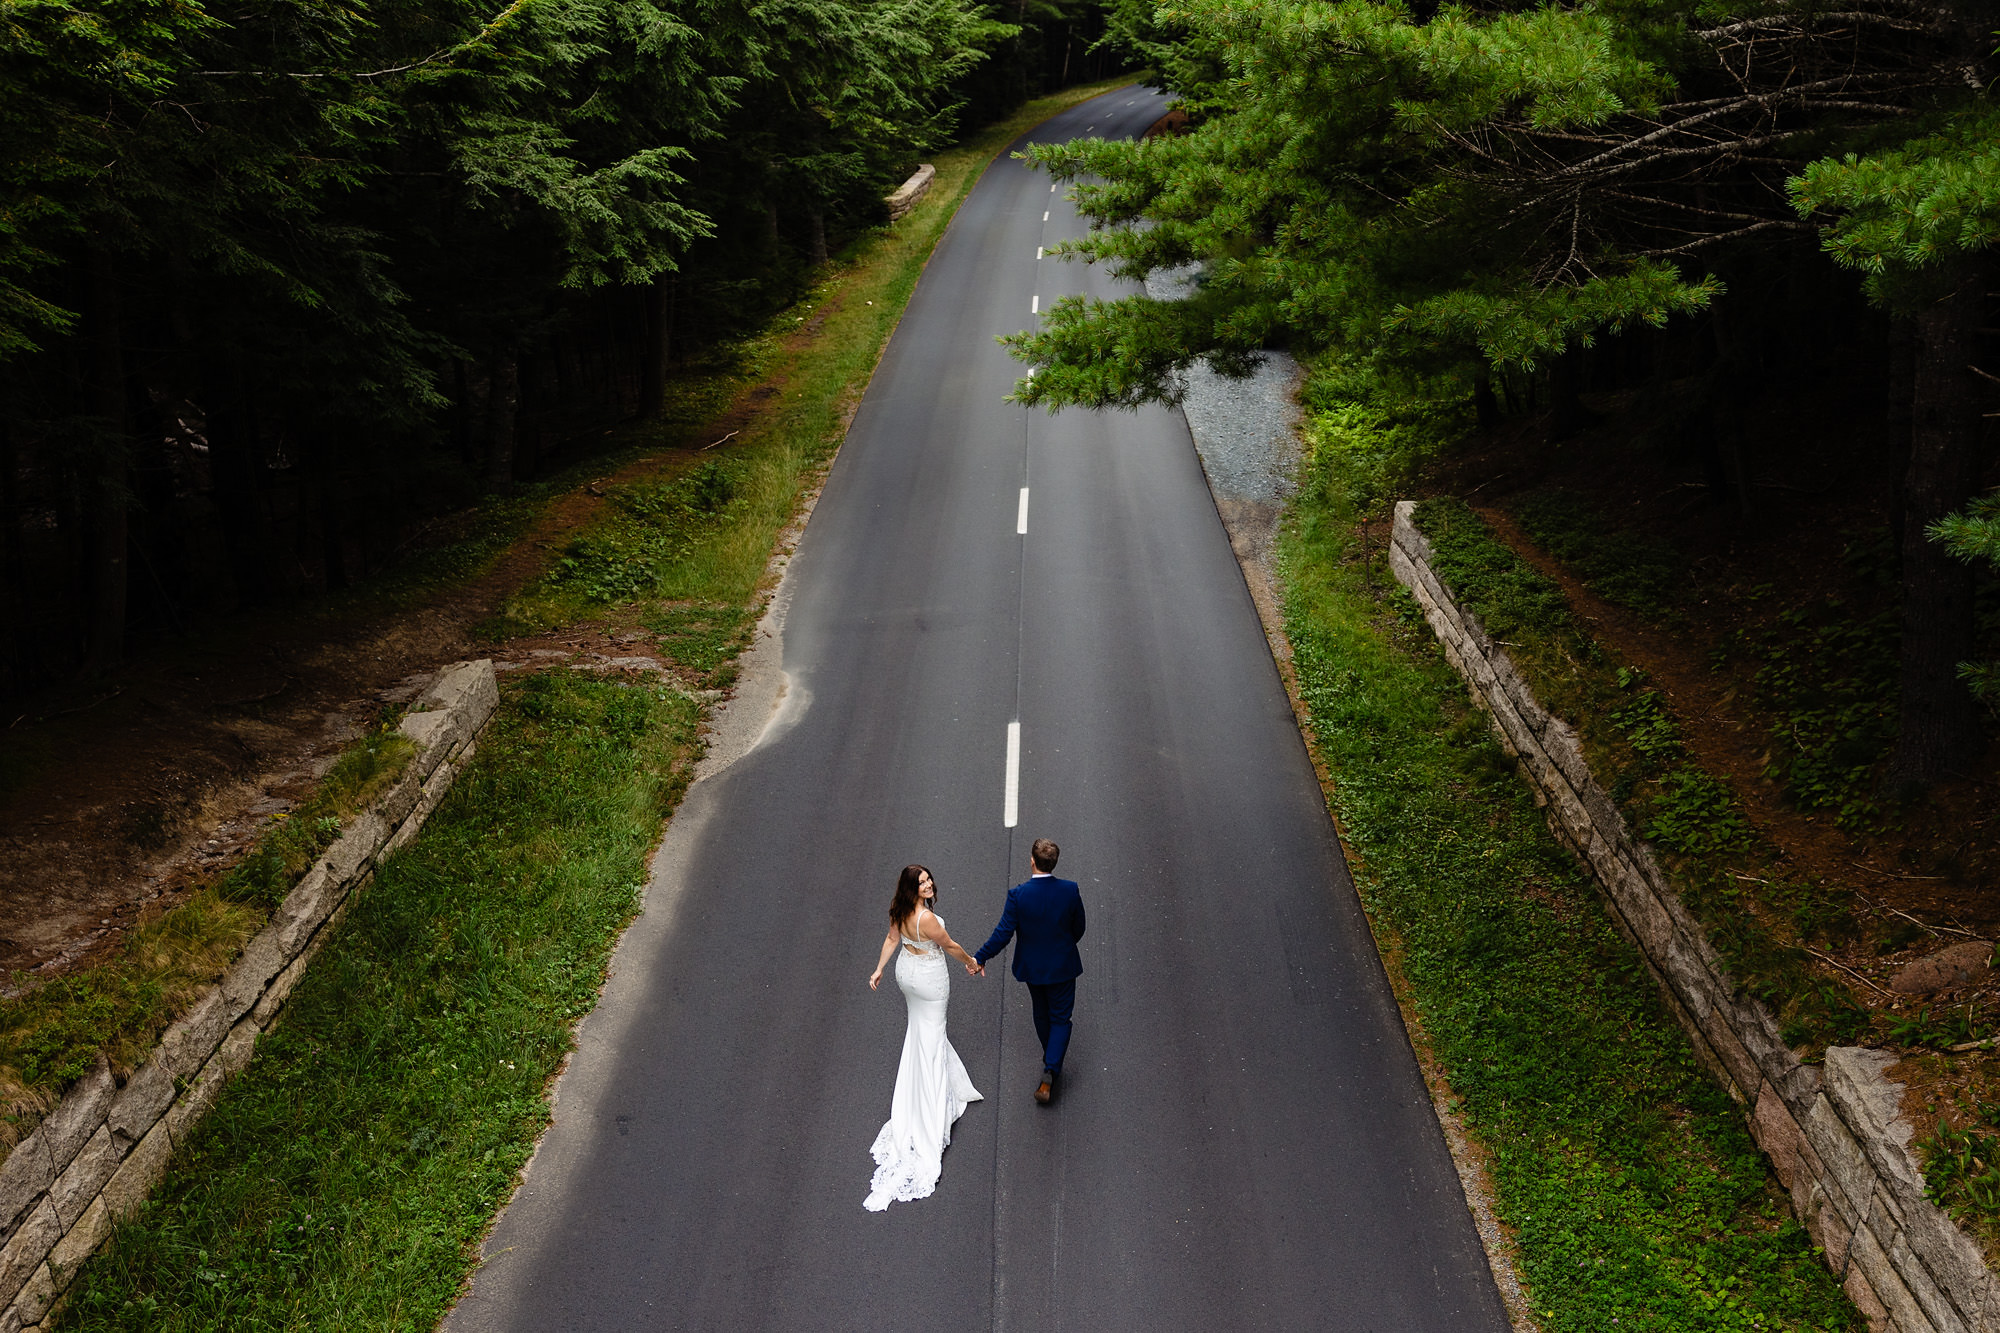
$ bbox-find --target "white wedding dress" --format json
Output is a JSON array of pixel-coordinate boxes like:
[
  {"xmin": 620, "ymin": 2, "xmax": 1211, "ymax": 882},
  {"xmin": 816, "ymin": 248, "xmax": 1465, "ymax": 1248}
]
[{"xmin": 865, "ymin": 908, "xmax": 983, "ymax": 1211}]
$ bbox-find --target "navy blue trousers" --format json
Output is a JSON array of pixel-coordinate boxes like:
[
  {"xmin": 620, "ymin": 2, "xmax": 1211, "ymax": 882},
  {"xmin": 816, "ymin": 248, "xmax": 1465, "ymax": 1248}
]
[{"xmin": 1027, "ymin": 980, "xmax": 1075, "ymax": 1076}]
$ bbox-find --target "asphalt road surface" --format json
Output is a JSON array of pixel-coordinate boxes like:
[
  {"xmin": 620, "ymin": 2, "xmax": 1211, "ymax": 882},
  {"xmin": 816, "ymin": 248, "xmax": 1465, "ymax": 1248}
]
[{"xmin": 445, "ymin": 87, "xmax": 1509, "ymax": 1332}]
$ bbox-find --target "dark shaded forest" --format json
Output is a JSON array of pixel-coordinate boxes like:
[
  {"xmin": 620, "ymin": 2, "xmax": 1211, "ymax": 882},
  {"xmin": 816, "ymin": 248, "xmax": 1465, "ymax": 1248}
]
[{"xmin": 0, "ymin": 0, "xmax": 1129, "ymax": 703}]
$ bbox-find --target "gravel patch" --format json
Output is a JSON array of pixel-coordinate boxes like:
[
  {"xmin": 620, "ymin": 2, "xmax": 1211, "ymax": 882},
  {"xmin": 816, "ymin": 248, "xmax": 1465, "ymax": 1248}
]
[{"xmin": 1145, "ymin": 265, "xmax": 1301, "ymax": 510}]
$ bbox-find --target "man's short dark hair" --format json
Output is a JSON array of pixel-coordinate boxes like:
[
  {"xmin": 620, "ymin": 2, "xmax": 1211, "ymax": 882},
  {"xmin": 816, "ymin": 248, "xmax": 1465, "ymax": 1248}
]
[{"xmin": 1031, "ymin": 838, "xmax": 1059, "ymax": 873}]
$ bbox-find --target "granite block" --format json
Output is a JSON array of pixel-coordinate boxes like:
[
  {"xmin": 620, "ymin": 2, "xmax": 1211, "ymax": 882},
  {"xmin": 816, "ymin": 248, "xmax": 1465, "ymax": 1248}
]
[
  {"xmin": 105, "ymin": 1062, "xmax": 173, "ymax": 1148},
  {"xmin": 46, "ymin": 1128, "xmax": 116, "ymax": 1230},
  {"xmin": 166, "ymin": 1023, "xmax": 258, "ymax": 1142},
  {"xmin": 157, "ymin": 989, "xmax": 229, "ymax": 1078},
  {"xmin": 36, "ymin": 1061, "xmax": 114, "ymax": 1175},
  {"xmin": 45, "ymin": 1197, "xmax": 107, "ymax": 1285},
  {"xmin": 102, "ymin": 1121, "xmax": 172, "ymax": 1221},
  {"xmin": 0, "ymin": 1204, "xmax": 56, "ymax": 1312},
  {"xmin": 0, "ymin": 1136, "xmax": 51, "ymax": 1241}
]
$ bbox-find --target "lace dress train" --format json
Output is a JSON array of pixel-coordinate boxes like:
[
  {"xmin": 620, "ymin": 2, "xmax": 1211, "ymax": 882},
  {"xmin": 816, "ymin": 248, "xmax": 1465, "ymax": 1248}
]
[{"xmin": 865, "ymin": 916, "xmax": 982, "ymax": 1211}]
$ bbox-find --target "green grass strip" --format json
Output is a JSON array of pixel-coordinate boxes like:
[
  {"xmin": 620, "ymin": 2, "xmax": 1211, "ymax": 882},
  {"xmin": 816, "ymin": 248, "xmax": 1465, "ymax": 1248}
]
[
  {"xmin": 1283, "ymin": 466, "xmax": 1859, "ymax": 1329},
  {"xmin": 55, "ymin": 673, "xmax": 698, "ymax": 1330}
]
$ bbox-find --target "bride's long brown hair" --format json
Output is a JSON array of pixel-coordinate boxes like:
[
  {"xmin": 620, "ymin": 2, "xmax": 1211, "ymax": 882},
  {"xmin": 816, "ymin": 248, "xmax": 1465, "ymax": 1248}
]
[{"xmin": 889, "ymin": 865, "xmax": 936, "ymax": 934}]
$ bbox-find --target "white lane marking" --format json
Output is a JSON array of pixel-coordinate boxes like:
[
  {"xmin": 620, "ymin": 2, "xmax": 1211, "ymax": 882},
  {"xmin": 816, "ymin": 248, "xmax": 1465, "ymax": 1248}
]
[
  {"xmin": 1037, "ymin": 246, "xmax": 1043, "ymax": 260},
  {"xmin": 1050, "ymin": 183, "xmax": 1057, "ymax": 193},
  {"xmin": 1043, "ymin": 211, "xmax": 1049, "ymax": 222},
  {"xmin": 1004, "ymin": 722, "xmax": 1021, "ymax": 828},
  {"xmin": 1017, "ymin": 488, "xmax": 1030, "ymax": 534},
  {"xmin": 1031, "ymin": 294, "xmax": 1039, "ymax": 314}
]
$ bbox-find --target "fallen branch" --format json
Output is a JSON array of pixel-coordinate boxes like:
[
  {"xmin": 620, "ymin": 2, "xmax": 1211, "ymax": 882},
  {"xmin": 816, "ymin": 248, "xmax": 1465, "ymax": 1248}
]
[
  {"xmin": 701, "ymin": 430, "xmax": 740, "ymax": 452},
  {"xmin": 1852, "ymin": 860, "xmax": 1945, "ymax": 880},
  {"xmin": 1876, "ymin": 903, "xmax": 1981, "ymax": 938},
  {"xmin": 1803, "ymin": 945, "xmax": 1896, "ymax": 997}
]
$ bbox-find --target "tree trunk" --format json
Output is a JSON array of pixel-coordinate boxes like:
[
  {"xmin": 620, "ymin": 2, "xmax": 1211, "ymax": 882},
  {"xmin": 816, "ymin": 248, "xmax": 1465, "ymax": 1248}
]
[
  {"xmin": 1473, "ymin": 370, "xmax": 1499, "ymax": 431},
  {"xmin": 205, "ymin": 353, "xmax": 267, "ymax": 607},
  {"xmin": 640, "ymin": 274, "xmax": 676, "ymax": 419},
  {"xmin": 82, "ymin": 244, "xmax": 129, "ymax": 674},
  {"xmin": 1888, "ymin": 255, "xmax": 1988, "ymax": 787},
  {"xmin": 1886, "ymin": 317, "xmax": 1916, "ymax": 556},
  {"xmin": 808, "ymin": 209, "xmax": 828, "ymax": 267},
  {"xmin": 486, "ymin": 354, "xmax": 519, "ymax": 489},
  {"xmin": 1547, "ymin": 347, "xmax": 1587, "ymax": 440},
  {"xmin": 311, "ymin": 428, "xmax": 347, "ymax": 592},
  {"xmin": 0, "ymin": 416, "xmax": 22, "ymax": 687}
]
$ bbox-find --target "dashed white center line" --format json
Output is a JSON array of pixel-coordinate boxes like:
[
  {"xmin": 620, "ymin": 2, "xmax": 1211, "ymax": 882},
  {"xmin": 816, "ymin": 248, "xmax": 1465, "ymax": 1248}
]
[
  {"xmin": 1031, "ymin": 294, "xmax": 1039, "ymax": 314},
  {"xmin": 1043, "ymin": 211, "xmax": 1049, "ymax": 222},
  {"xmin": 1050, "ymin": 183, "xmax": 1057, "ymax": 193},
  {"xmin": 1037, "ymin": 246, "xmax": 1043, "ymax": 260},
  {"xmin": 1004, "ymin": 722, "xmax": 1021, "ymax": 828},
  {"xmin": 1017, "ymin": 488, "xmax": 1030, "ymax": 534}
]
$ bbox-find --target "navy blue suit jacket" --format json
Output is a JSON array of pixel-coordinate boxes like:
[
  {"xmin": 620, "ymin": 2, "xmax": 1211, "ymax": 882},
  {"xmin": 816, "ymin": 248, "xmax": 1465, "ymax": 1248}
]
[{"xmin": 974, "ymin": 875, "xmax": 1085, "ymax": 984}]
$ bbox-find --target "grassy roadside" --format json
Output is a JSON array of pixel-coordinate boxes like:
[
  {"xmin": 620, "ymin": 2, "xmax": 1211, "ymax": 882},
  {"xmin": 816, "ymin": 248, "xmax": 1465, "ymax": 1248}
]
[
  {"xmin": 1283, "ymin": 424, "xmax": 1860, "ymax": 1329},
  {"xmin": 40, "ymin": 80, "xmax": 1136, "ymax": 1330},
  {"xmin": 55, "ymin": 674, "xmax": 698, "ymax": 1330}
]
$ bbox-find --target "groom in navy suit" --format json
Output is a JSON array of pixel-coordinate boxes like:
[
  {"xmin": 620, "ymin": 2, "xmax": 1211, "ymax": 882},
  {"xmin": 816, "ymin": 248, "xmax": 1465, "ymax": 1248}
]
[{"xmin": 973, "ymin": 838, "xmax": 1086, "ymax": 1106}]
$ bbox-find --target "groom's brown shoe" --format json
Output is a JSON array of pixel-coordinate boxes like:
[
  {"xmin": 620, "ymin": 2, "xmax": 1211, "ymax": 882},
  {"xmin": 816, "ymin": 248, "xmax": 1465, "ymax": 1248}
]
[{"xmin": 1034, "ymin": 1074, "xmax": 1054, "ymax": 1106}]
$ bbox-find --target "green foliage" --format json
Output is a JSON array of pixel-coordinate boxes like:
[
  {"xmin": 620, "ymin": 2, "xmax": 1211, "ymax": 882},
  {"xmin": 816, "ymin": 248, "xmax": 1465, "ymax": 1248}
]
[
  {"xmin": 644, "ymin": 601, "xmax": 755, "ymax": 680},
  {"xmin": 1285, "ymin": 431, "xmax": 1859, "ymax": 1331},
  {"xmin": 1513, "ymin": 489, "xmax": 1686, "ymax": 619},
  {"xmin": 1416, "ymin": 497, "xmax": 1580, "ymax": 647},
  {"xmin": 1643, "ymin": 768, "xmax": 1756, "ymax": 859},
  {"xmin": 1933, "ymin": 492, "xmax": 2000, "ymax": 710},
  {"xmin": 50, "ymin": 672, "xmax": 701, "ymax": 1331},
  {"xmin": 1920, "ymin": 1115, "xmax": 2000, "ymax": 1252},
  {"xmin": 1740, "ymin": 601, "xmax": 1899, "ymax": 831},
  {"xmin": 1888, "ymin": 1005, "xmax": 1979, "ymax": 1052},
  {"xmin": 217, "ymin": 729, "xmax": 416, "ymax": 912},
  {"xmin": 1294, "ymin": 352, "xmax": 1470, "ymax": 520},
  {"xmin": 1001, "ymin": 0, "xmax": 1727, "ymax": 411},
  {"xmin": 544, "ymin": 462, "xmax": 743, "ymax": 604},
  {"xmin": 1791, "ymin": 107, "xmax": 2000, "ymax": 307}
]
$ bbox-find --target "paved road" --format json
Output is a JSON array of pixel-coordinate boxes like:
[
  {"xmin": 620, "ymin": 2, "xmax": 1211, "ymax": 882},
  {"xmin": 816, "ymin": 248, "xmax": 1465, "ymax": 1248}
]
[{"xmin": 446, "ymin": 88, "xmax": 1508, "ymax": 1332}]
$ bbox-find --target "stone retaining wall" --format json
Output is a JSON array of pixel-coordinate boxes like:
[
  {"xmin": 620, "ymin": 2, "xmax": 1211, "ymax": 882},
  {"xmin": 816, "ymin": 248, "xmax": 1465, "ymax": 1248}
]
[
  {"xmin": 885, "ymin": 164, "xmax": 936, "ymax": 221},
  {"xmin": 1388, "ymin": 501, "xmax": 1996, "ymax": 1333},
  {"xmin": 0, "ymin": 660, "xmax": 499, "ymax": 1332}
]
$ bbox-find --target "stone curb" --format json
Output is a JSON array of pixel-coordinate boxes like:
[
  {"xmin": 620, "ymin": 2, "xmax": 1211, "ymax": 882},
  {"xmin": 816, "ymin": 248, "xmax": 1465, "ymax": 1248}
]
[
  {"xmin": 884, "ymin": 164, "xmax": 936, "ymax": 221},
  {"xmin": 1390, "ymin": 500, "xmax": 1991, "ymax": 1333},
  {"xmin": 0, "ymin": 660, "xmax": 500, "ymax": 1332}
]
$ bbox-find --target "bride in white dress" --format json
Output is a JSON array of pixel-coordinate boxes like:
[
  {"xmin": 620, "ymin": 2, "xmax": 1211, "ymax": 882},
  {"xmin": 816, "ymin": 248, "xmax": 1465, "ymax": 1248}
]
[{"xmin": 864, "ymin": 865, "xmax": 984, "ymax": 1212}]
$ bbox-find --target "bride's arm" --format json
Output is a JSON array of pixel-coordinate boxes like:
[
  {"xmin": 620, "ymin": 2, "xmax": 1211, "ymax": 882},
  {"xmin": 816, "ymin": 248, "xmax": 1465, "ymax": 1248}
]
[
  {"xmin": 920, "ymin": 913, "xmax": 981, "ymax": 972},
  {"xmin": 868, "ymin": 927, "xmax": 900, "ymax": 990}
]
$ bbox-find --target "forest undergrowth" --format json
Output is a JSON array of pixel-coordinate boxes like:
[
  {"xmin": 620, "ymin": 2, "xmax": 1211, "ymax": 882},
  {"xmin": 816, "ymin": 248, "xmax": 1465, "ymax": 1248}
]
[
  {"xmin": 1283, "ymin": 376, "xmax": 1860, "ymax": 1331},
  {"xmin": 29, "ymin": 80, "xmax": 1133, "ymax": 1330}
]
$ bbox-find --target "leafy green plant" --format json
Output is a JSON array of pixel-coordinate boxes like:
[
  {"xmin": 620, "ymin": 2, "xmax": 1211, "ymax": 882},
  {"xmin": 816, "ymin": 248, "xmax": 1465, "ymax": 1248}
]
[
  {"xmin": 1514, "ymin": 489, "xmax": 1687, "ymax": 619},
  {"xmin": 1747, "ymin": 599, "xmax": 1898, "ymax": 831},
  {"xmin": 1921, "ymin": 1121, "xmax": 2000, "ymax": 1245},
  {"xmin": 643, "ymin": 602, "xmax": 755, "ymax": 682},
  {"xmin": 1888, "ymin": 1005, "xmax": 1978, "ymax": 1051}
]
